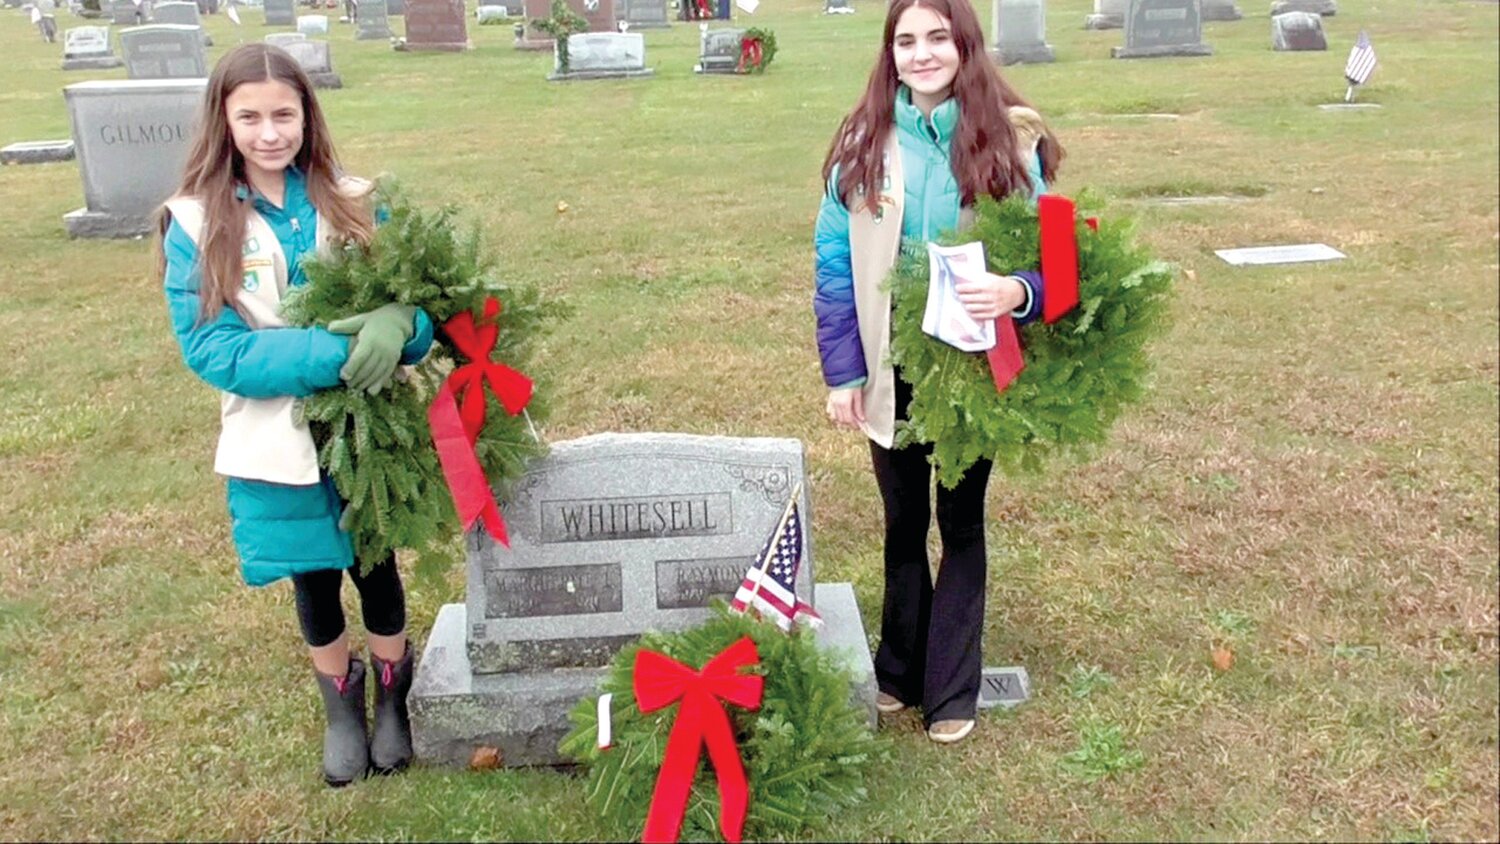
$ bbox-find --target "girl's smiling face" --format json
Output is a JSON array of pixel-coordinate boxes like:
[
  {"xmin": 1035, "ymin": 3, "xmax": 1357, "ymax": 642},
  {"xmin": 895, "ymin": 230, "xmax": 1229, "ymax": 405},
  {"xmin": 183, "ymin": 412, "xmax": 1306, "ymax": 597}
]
[
  {"xmin": 892, "ymin": 4, "xmax": 959, "ymax": 106},
  {"xmin": 225, "ymin": 79, "xmax": 305, "ymax": 183}
]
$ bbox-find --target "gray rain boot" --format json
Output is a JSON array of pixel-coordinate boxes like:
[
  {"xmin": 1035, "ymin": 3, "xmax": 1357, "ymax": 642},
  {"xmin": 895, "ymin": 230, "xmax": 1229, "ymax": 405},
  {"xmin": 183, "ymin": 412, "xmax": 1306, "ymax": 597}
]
[
  {"xmin": 314, "ymin": 656, "xmax": 370, "ymax": 787},
  {"xmin": 369, "ymin": 646, "xmax": 413, "ymax": 774}
]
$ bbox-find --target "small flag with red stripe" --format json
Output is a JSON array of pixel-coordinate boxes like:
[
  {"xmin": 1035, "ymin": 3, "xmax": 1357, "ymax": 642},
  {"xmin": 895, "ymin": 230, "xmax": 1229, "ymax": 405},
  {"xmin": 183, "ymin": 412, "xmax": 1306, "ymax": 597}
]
[{"xmin": 729, "ymin": 497, "xmax": 820, "ymax": 632}]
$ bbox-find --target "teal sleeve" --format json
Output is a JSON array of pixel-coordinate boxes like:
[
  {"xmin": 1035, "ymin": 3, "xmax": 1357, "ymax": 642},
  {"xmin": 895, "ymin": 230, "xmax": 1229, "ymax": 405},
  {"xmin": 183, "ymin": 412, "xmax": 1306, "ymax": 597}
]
[
  {"xmin": 163, "ymin": 220, "xmax": 352, "ymax": 399},
  {"xmin": 401, "ymin": 308, "xmax": 435, "ymax": 365}
]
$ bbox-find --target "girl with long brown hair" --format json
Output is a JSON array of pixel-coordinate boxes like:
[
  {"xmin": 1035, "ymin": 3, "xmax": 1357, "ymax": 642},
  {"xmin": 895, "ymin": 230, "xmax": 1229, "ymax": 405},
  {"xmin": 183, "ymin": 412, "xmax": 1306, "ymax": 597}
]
[
  {"xmin": 158, "ymin": 44, "xmax": 434, "ymax": 786},
  {"xmin": 812, "ymin": 0, "xmax": 1062, "ymax": 744}
]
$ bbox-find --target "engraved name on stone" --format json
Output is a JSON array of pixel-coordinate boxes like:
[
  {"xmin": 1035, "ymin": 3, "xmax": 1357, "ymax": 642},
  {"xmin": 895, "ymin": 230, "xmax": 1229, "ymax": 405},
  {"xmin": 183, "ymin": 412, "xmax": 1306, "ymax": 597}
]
[
  {"xmin": 484, "ymin": 563, "xmax": 623, "ymax": 618},
  {"xmin": 99, "ymin": 122, "xmax": 193, "ymax": 145},
  {"xmin": 655, "ymin": 556, "xmax": 752, "ymax": 609},
  {"xmin": 539, "ymin": 493, "xmax": 732, "ymax": 543}
]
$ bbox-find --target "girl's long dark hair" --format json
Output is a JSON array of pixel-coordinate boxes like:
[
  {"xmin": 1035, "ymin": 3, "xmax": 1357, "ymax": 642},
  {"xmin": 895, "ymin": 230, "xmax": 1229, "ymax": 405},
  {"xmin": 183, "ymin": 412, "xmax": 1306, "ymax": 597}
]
[
  {"xmin": 821, "ymin": 0, "xmax": 1062, "ymax": 214},
  {"xmin": 155, "ymin": 44, "xmax": 374, "ymax": 321}
]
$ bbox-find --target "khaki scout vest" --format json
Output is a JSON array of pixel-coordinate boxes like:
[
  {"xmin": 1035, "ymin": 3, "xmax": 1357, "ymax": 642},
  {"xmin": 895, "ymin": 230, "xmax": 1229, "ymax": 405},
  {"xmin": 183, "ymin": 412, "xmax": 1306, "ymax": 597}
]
[
  {"xmin": 846, "ymin": 108, "xmax": 1045, "ymax": 448},
  {"xmin": 166, "ymin": 176, "xmax": 369, "ymax": 485}
]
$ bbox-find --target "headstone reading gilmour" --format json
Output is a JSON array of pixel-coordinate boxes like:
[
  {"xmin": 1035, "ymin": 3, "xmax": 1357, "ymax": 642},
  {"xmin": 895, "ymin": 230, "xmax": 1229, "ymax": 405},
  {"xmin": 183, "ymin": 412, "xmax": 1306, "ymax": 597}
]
[
  {"xmin": 1111, "ymin": 0, "xmax": 1213, "ymax": 58},
  {"xmin": 63, "ymin": 78, "xmax": 207, "ymax": 238},
  {"xmin": 408, "ymin": 433, "xmax": 875, "ymax": 768}
]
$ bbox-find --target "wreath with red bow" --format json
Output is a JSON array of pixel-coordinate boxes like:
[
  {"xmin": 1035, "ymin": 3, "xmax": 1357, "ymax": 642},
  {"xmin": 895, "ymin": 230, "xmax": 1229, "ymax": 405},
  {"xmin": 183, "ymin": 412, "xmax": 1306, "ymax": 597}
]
[
  {"xmin": 283, "ymin": 180, "xmax": 569, "ymax": 578},
  {"xmin": 737, "ymin": 27, "xmax": 776, "ymax": 73}
]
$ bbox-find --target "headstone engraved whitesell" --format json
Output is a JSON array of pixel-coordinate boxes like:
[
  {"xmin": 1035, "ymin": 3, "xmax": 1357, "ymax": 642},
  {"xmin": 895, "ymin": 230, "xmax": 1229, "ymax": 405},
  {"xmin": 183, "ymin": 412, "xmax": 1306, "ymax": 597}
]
[
  {"xmin": 1271, "ymin": 10, "xmax": 1324, "ymax": 50},
  {"xmin": 549, "ymin": 31, "xmax": 653, "ymax": 79},
  {"xmin": 120, "ymin": 24, "xmax": 207, "ymax": 78},
  {"xmin": 356, "ymin": 0, "xmax": 391, "ymax": 37},
  {"xmin": 296, "ymin": 12, "xmax": 328, "ymax": 33},
  {"xmin": 991, "ymin": 0, "xmax": 1054, "ymax": 65},
  {"xmin": 694, "ymin": 26, "xmax": 742, "ymax": 73},
  {"xmin": 63, "ymin": 78, "xmax": 206, "ymax": 237},
  {"xmin": 400, "ymin": 0, "xmax": 467, "ymax": 50},
  {"xmin": 262, "ymin": 0, "xmax": 293, "ymax": 24},
  {"xmin": 408, "ymin": 433, "xmax": 876, "ymax": 768},
  {"xmin": 1083, "ymin": 0, "xmax": 1125, "ymax": 30},
  {"xmin": 283, "ymin": 39, "xmax": 342, "ymax": 87},
  {"xmin": 1199, "ymin": 0, "xmax": 1240, "ymax": 20},
  {"xmin": 1269, "ymin": 0, "xmax": 1335, "ymax": 15},
  {"xmin": 151, "ymin": 1, "xmax": 209, "ymax": 44},
  {"xmin": 617, "ymin": 0, "xmax": 667, "ymax": 29},
  {"xmin": 1, "ymin": 140, "xmax": 76, "ymax": 165},
  {"xmin": 1111, "ymin": 0, "xmax": 1212, "ymax": 58},
  {"xmin": 517, "ymin": 0, "xmax": 614, "ymax": 49},
  {"xmin": 62, "ymin": 24, "xmax": 124, "ymax": 69}
]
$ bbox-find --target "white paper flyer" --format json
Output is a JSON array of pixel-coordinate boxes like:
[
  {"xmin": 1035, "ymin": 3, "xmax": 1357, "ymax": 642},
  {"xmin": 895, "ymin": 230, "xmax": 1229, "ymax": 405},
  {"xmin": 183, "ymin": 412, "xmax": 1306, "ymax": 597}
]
[{"xmin": 922, "ymin": 241, "xmax": 995, "ymax": 352}]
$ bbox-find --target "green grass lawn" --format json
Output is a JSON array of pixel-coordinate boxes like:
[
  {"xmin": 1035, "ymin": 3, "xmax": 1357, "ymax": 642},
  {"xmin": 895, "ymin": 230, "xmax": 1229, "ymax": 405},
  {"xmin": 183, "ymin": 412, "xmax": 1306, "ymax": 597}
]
[{"xmin": 1, "ymin": 0, "xmax": 1497, "ymax": 839}]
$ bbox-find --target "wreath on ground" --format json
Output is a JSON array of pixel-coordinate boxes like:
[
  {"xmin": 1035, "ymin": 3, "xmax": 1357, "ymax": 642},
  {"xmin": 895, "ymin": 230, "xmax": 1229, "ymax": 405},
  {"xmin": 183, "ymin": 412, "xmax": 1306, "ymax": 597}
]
[
  {"xmin": 737, "ymin": 28, "xmax": 776, "ymax": 73},
  {"xmin": 281, "ymin": 180, "xmax": 569, "ymax": 578},
  {"xmin": 559, "ymin": 604, "xmax": 886, "ymax": 841},
  {"xmin": 887, "ymin": 192, "xmax": 1174, "ymax": 488}
]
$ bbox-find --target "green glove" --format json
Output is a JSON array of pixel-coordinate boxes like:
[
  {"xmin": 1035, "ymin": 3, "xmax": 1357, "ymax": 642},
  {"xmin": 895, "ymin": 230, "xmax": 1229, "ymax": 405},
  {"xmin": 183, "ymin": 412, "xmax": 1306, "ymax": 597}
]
[{"xmin": 329, "ymin": 303, "xmax": 416, "ymax": 394}]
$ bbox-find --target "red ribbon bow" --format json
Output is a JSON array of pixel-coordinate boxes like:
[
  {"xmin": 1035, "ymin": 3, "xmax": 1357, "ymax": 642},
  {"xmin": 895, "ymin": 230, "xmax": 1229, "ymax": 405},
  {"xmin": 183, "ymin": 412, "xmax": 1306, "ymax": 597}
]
[
  {"xmin": 633, "ymin": 637, "xmax": 764, "ymax": 843},
  {"xmin": 736, "ymin": 36, "xmax": 762, "ymax": 72},
  {"xmin": 427, "ymin": 296, "xmax": 533, "ymax": 547},
  {"xmin": 985, "ymin": 194, "xmax": 1097, "ymax": 393}
]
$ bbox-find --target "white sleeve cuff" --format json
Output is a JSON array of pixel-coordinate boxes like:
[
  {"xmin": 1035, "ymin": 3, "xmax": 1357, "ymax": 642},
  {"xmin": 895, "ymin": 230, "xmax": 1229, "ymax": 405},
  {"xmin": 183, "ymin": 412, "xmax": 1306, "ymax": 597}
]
[{"xmin": 1008, "ymin": 275, "xmax": 1034, "ymax": 318}]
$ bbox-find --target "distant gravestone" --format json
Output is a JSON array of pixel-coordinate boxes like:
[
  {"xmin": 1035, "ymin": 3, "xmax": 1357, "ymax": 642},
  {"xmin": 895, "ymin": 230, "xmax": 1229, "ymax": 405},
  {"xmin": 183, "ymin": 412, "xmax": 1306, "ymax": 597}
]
[
  {"xmin": 282, "ymin": 39, "xmax": 341, "ymax": 87},
  {"xmin": 992, "ymin": 0, "xmax": 1055, "ymax": 65},
  {"xmin": 407, "ymin": 433, "xmax": 875, "ymax": 768},
  {"xmin": 120, "ymin": 24, "xmax": 207, "ymax": 78},
  {"xmin": 63, "ymin": 78, "xmax": 207, "ymax": 238},
  {"xmin": 1084, "ymin": 0, "xmax": 1125, "ymax": 29},
  {"xmin": 355, "ymin": 0, "xmax": 391, "ymax": 37},
  {"xmin": 151, "ymin": 1, "xmax": 210, "ymax": 44},
  {"xmin": 474, "ymin": 3, "xmax": 509, "ymax": 22},
  {"xmin": 108, "ymin": 0, "xmax": 147, "ymax": 25},
  {"xmin": 1269, "ymin": 0, "xmax": 1335, "ymax": 15},
  {"xmin": 1, "ymin": 140, "xmax": 76, "ymax": 165},
  {"xmin": 399, "ymin": 0, "xmax": 467, "ymax": 50},
  {"xmin": 1111, "ymin": 0, "xmax": 1213, "ymax": 58},
  {"xmin": 517, "ymin": 0, "xmax": 615, "ymax": 49},
  {"xmin": 824, "ymin": 0, "xmax": 854, "ymax": 13},
  {"xmin": 264, "ymin": 30, "xmax": 306, "ymax": 47},
  {"xmin": 694, "ymin": 25, "xmax": 742, "ymax": 73},
  {"xmin": 618, "ymin": 0, "xmax": 667, "ymax": 28},
  {"xmin": 62, "ymin": 24, "xmax": 124, "ymax": 69},
  {"xmin": 977, "ymin": 666, "xmax": 1031, "ymax": 709},
  {"xmin": 1200, "ymin": 0, "xmax": 1241, "ymax": 19},
  {"xmin": 549, "ymin": 31, "xmax": 653, "ymax": 79},
  {"xmin": 1214, "ymin": 243, "xmax": 1346, "ymax": 265},
  {"xmin": 1271, "ymin": 10, "xmax": 1324, "ymax": 50},
  {"xmin": 385, "ymin": 0, "xmax": 402, "ymax": 14},
  {"xmin": 262, "ymin": 0, "xmax": 293, "ymax": 24},
  {"xmin": 296, "ymin": 12, "xmax": 328, "ymax": 33}
]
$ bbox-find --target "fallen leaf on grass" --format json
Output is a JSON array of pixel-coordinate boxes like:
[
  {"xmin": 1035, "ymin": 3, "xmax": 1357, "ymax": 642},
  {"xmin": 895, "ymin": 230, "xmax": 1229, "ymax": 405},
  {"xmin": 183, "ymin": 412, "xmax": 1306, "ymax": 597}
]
[
  {"xmin": 470, "ymin": 746, "xmax": 502, "ymax": 770},
  {"xmin": 1211, "ymin": 646, "xmax": 1234, "ymax": 672}
]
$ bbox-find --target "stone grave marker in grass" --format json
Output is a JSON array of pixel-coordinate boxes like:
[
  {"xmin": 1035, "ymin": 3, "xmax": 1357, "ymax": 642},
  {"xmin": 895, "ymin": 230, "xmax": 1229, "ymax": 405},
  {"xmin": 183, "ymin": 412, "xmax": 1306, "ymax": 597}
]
[{"xmin": 1111, "ymin": 0, "xmax": 1213, "ymax": 59}]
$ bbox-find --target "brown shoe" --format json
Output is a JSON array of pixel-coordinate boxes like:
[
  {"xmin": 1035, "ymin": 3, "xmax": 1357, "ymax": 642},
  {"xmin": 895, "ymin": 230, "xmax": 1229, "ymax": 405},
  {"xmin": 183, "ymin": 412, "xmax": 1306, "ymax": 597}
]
[
  {"xmin": 926, "ymin": 719, "xmax": 975, "ymax": 744},
  {"xmin": 876, "ymin": 691, "xmax": 907, "ymax": 714}
]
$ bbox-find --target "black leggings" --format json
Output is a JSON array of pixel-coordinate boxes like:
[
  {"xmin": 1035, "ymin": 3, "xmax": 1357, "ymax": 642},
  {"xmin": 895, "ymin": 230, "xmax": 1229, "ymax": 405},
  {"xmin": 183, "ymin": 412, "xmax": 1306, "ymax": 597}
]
[
  {"xmin": 869, "ymin": 373, "xmax": 993, "ymax": 725},
  {"xmin": 291, "ymin": 555, "xmax": 406, "ymax": 647}
]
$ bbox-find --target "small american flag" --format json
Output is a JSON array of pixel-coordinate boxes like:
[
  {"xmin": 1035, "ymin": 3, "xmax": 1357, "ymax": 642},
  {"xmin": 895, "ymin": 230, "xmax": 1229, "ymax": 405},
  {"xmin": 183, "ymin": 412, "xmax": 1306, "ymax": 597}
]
[
  {"xmin": 225, "ymin": 3, "xmax": 241, "ymax": 24},
  {"xmin": 730, "ymin": 497, "xmax": 821, "ymax": 632},
  {"xmin": 1344, "ymin": 30, "xmax": 1377, "ymax": 86}
]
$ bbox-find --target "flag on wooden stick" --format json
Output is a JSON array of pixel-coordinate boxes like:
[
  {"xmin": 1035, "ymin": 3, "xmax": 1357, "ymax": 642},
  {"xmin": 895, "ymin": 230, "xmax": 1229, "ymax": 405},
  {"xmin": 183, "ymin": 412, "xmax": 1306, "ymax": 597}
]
[
  {"xmin": 1343, "ymin": 30, "xmax": 1377, "ymax": 101},
  {"xmin": 730, "ymin": 486, "xmax": 821, "ymax": 632}
]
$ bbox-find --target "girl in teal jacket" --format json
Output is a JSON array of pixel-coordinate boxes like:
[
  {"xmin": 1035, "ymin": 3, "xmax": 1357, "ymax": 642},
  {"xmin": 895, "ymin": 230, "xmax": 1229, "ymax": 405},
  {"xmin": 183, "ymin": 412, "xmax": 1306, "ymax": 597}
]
[
  {"xmin": 158, "ymin": 45, "xmax": 431, "ymax": 787},
  {"xmin": 813, "ymin": 0, "xmax": 1061, "ymax": 745}
]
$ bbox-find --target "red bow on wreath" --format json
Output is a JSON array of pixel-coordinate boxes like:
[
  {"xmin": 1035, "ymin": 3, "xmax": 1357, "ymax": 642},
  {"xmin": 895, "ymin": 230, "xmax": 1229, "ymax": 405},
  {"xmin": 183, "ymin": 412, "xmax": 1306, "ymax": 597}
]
[
  {"xmin": 427, "ymin": 296, "xmax": 533, "ymax": 547},
  {"xmin": 986, "ymin": 194, "xmax": 1099, "ymax": 393},
  {"xmin": 736, "ymin": 36, "xmax": 762, "ymax": 73},
  {"xmin": 633, "ymin": 637, "xmax": 764, "ymax": 843}
]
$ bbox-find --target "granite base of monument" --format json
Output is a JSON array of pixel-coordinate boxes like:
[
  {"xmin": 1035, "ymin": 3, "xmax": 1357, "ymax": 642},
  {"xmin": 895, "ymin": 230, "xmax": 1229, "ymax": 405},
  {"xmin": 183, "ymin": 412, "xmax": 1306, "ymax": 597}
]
[
  {"xmin": 2, "ymin": 140, "xmax": 76, "ymax": 164},
  {"xmin": 991, "ymin": 43, "xmax": 1055, "ymax": 65},
  {"xmin": 306, "ymin": 71, "xmax": 343, "ymax": 88},
  {"xmin": 63, "ymin": 208, "xmax": 154, "ymax": 238},
  {"xmin": 62, "ymin": 55, "xmax": 124, "ymax": 70},
  {"xmin": 411, "ymin": 583, "xmax": 876, "ymax": 768},
  {"xmin": 1111, "ymin": 42, "xmax": 1213, "ymax": 58},
  {"xmin": 547, "ymin": 67, "xmax": 655, "ymax": 81}
]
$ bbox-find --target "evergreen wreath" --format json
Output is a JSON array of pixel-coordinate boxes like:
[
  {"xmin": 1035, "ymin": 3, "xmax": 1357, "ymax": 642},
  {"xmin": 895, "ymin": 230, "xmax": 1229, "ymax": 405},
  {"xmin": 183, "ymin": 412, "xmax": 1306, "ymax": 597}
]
[
  {"xmin": 281, "ymin": 180, "xmax": 568, "ymax": 577},
  {"xmin": 560, "ymin": 604, "xmax": 887, "ymax": 841},
  {"xmin": 738, "ymin": 28, "xmax": 777, "ymax": 73},
  {"xmin": 887, "ymin": 192, "xmax": 1174, "ymax": 488}
]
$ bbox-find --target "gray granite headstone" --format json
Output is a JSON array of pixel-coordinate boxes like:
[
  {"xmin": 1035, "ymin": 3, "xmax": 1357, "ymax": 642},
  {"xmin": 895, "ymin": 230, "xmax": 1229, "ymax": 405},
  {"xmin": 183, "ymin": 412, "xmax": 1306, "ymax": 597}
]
[
  {"xmin": 1271, "ymin": 10, "xmax": 1324, "ymax": 50},
  {"xmin": 355, "ymin": 0, "xmax": 391, "ymax": 37},
  {"xmin": 1111, "ymin": 0, "xmax": 1213, "ymax": 58},
  {"xmin": 283, "ymin": 39, "xmax": 342, "ymax": 87},
  {"xmin": 151, "ymin": 1, "xmax": 209, "ymax": 43},
  {"xmin": 399, "ymin": 0, "xmax": 467, "ymax": 50},
  {"xmin": 262, "ymin": 0, "xmax": 293, "ymax": 25},
  {"xmin": 1084, "ymin": 0, "xmax": 1125, "ymax": 29},
  {"xmin": 296, "ymin": 12, "xmax": 328, "ymax": 33},
  {"xmin": 62, "ymin": 78, "xmax": 206, "ymax": 238},
  {"xmin": 695, "ymin": 26, "xmax": 742, "ymax": 73},
  {"xmin": 618, "ymin": 0, "xmax": 668, "ymax": 28},
  {"xmin": 550, "ymin": 31, "xmax": 653, "ymax": 79},
  {"xmin": 824, "ymin": 0, "xmax": 853, "ymax": 12},
  {"xmin": 1200, "ymin": 0, "xmax": 1241, "ymax": 20},
  {"xmin": 409, "ymin": 433, "xmax": 876, "ymax": 768},
  {"xmin": 120, "ymin": 24, "xmax": 207, "ymax": 78},
  {"xmin": 977, "ymin": 666, "xmax": 1031, "ymax": 709},
  {"xmin": 108, "ymin": 0, "xmax": 148, "ymax": 25},
  {"xmin": 992, "ymin": 0, "xmax": 1055, "ymax": 65},
  {"xmin": 1269, "ymin": 0, "xmax": 1335, "ymax": 15},
  {"xmin": 1, "ymin": 139, "xmax": 76, "ymax": 165},
  {"xmin": 474, "ymin": 3, "xmax": 509, "ymax": 22},
  {"xmin": 62, "ymin": 24, "xmax": 124, "ymax": 69}
]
